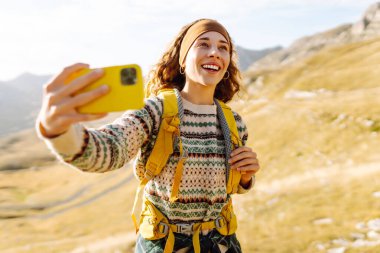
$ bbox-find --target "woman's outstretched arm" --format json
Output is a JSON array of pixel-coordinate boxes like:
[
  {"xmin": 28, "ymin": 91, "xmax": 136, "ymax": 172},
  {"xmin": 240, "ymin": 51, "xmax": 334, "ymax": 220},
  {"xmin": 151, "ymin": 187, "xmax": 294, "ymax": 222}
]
[{"xmin": 36, "ymin": 63, "xmax": 162, "ymax": 173}]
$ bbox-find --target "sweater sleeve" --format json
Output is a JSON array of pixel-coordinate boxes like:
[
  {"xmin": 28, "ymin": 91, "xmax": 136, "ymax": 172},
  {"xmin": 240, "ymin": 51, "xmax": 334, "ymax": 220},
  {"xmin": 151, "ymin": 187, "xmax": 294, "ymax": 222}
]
[
  {"xmin": 36, "ymin": 97, "xmax": 162, "ymax": 173},
  {"xmin": 232, "ymin": 111, "xmax": 256, "ymax": 194}
]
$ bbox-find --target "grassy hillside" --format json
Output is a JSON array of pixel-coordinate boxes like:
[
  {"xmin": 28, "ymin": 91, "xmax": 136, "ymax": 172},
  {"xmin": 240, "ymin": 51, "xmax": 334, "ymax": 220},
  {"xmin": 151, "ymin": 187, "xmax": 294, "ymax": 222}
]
[
  {"xmin": 245, "ymin": 36, "xmax": 380, "ymax": 98},
  {"xmin": 232, "ymin": 86, "xmax": 380, "ymax": 181},
  {"xmin": 236, "ymin": 161, "xmax": 380, "ymax": 253},
  {"xmin": 233, "ymin": 36, "xmax": 380, "ymax": 252},
  {"xmin": 0, "ymin": 160, "xmax": 138, "ymax": 252},
  {"xmin": 238, "ymin": 36, "xmax": 380, "ymax": 180}
]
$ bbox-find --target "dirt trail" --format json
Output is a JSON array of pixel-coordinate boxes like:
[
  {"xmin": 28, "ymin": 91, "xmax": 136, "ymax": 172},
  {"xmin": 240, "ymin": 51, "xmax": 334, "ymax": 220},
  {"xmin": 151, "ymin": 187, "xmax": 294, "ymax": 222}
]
[{"xmin": 0, "ymin": 164, "xmax": 135, "ymax": 219}]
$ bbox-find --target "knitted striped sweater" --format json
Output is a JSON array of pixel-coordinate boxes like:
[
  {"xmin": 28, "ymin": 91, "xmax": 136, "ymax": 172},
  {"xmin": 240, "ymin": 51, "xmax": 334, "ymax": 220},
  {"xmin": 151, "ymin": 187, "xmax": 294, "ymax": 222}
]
[{"xmin": 38, "ymin": 95, "xmax": 252, "ymax": 223}]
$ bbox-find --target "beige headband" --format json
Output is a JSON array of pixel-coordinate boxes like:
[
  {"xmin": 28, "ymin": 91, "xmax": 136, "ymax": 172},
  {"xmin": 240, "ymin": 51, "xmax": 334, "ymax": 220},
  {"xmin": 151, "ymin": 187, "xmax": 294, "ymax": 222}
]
[{"xmin": 179, "ymin": 19, "xmax": 231, "ymax": 66}]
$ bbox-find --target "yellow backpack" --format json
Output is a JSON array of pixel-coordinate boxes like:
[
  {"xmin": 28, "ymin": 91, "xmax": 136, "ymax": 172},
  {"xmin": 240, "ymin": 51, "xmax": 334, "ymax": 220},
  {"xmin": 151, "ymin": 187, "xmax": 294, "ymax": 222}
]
[{"xmin": 131, "ymin": 88, "xmax": 243, "ymax": 252}]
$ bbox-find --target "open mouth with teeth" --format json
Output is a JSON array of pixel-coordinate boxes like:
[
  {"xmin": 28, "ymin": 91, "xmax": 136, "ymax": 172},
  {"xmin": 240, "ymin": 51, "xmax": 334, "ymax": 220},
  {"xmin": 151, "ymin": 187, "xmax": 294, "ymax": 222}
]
[{"xmin": 201, "ymin": 64, "xmax": 220, "ymax": 72}]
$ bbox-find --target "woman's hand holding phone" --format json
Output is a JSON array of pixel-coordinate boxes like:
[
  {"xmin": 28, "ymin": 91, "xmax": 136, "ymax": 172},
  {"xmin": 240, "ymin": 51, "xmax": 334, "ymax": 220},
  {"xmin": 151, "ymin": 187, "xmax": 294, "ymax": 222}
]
[{"xmin": 38, "ymin": 63, "xmax": 110, "ymax": 138}]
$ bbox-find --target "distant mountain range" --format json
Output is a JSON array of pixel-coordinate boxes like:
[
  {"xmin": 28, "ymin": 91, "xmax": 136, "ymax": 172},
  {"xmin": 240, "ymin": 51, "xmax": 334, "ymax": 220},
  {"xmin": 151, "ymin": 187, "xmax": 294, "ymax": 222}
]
[
  {"xmin": 0, "ymin": 73, "xmax": 50, "ymax": 137},
  {"xmin": 236, "ymin": 45, "xmax": 282, "ymax": 71},
  {"xmin": 247, "ymin": 2, "xmax": 380, "ymax": 72}
]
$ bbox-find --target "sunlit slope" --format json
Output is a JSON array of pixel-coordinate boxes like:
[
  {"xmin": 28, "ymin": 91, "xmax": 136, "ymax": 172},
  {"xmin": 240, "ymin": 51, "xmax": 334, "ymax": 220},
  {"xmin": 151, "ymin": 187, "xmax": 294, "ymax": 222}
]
[
  {"xmin": 235, "ymin": 36, "xmax": 380, "ymax": 181},
  {"xmin": 245, "ymin": 36, "xmax": 380, "ymax": 98},
  {"xmin": 235, "ymin": 161, "xmax": 380, "ymax": 253},
  {"xmin": 232, "ymin": 86, "xmax": 380, "ymax": 181},
  {"xmin": 0, "ymin": 129, "xmax": 138, "ymax": 253}
]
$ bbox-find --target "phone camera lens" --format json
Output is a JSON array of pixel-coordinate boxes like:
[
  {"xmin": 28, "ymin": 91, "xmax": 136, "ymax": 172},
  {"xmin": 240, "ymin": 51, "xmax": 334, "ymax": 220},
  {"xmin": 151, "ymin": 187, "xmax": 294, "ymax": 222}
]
[{"xmin": 120, "ymin": 68, "xmax": 137, "ymax": 85}]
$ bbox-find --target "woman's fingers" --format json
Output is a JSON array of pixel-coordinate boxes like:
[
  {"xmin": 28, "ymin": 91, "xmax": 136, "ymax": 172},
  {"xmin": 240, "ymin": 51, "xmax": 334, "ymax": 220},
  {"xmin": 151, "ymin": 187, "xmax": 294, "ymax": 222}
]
[
  {"xmin": 56, "ymin": 68, "xmax": 105, "ymax": 98},
  {"xmin": 45, "ymin": 67, "xmax": 108, "ymax": 116},
  {"xmin": 231, "ymin": 146, "xmax": 256, "ymax": 157},
  {"xmin": 233, "ymin": 157, "xmax": 259, "ymax": 167},
  {"xmin": 236, "ymin": 162, "xmax": 260, "ymax": 172},
  {"xmin": 58, "ymin": 84, "xmax": 109, "ymax": 113},
  {"xmin": 44, "ymin": 63, "xmax": 90, "ymax": 93},
  {"xmin": 229, "ymin": 146, "xmax": 260, "ymax": 173},
  {"xmin": 229, "ymin": 148, "xmax": 257, "ymax": 164},
  {"xmin": 42, "ymin": 63, "xmax": 92, "ymax": 107},
  {"xmin": 55, "ymin": 63, "xmax": 90, "ymax": 86},
  {"xmin": 231, "ymin": 158, "xmax": 259, "ymax": 170},
  {"xmin": 47, "ymin": 85, "xmax": 109, "ymax": 132},
  {"xmin": 38, "ymin": 63, "xmax": 111, "ymax": 138}
]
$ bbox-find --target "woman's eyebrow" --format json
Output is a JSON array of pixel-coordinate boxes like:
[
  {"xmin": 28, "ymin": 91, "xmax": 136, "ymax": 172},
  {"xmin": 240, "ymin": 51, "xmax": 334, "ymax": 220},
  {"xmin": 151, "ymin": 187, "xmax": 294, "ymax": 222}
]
[{"xmin": 198, "ymin": 37, "xmax": 228, "ymax": 44}]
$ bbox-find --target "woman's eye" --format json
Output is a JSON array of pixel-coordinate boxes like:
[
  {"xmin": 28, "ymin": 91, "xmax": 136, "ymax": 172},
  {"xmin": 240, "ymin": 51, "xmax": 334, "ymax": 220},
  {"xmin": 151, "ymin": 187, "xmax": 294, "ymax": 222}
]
[
  {"xmin": 199, "ymin": 42, "xmax": 209, "ymax": 47},
  {"xmin": 219, "ymin": 46, "xmax": 228, "ymax": 51}
]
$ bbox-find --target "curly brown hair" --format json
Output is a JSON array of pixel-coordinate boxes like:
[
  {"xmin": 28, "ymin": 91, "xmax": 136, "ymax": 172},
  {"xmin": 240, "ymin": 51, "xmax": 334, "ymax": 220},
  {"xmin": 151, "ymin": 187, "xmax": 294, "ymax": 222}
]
[{"xmin": 145, "ymin": 19, "xmax": 242, "ymax": 103}]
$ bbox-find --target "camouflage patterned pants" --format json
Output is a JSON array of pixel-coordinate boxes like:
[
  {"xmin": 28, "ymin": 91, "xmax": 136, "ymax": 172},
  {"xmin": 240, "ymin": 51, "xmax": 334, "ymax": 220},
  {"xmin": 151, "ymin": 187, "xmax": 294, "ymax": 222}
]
[{"xmin": 135, "ymin": 229, "xmax": 242, "ymax": 253}]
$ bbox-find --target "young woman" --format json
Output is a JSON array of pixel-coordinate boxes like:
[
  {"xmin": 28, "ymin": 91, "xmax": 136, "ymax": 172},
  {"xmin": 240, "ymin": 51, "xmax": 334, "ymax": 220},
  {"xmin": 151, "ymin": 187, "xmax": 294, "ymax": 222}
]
[{"xmin": 37, "ymin": 19, "xmax": 260, "ymax": 253}]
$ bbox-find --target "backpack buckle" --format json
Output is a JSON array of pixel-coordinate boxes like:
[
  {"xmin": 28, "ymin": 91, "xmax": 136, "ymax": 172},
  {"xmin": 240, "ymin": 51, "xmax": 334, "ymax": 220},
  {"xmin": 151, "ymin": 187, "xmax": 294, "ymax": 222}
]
[
  {"xmin": 158, "ymin": 222, "xmax": 169, "ymax": 235},
  {"xmin": 180, "ymin": 149, "xmax": 188, "ymax": 160},
  {"xmin": 176, "ymin": 223, "xmax": 193, "ymax": 234},
  {"xmin": 215, "ymin": 216, "xmax": 225, "ymax": 229},
  {"xmin": 144, "ymin": 167, "xmax": 155, "ymax": 180}
]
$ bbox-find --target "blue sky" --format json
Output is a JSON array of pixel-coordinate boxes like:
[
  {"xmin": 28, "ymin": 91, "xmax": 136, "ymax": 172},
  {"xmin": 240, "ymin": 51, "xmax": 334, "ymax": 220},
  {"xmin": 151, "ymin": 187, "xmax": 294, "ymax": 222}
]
[{"xmin": 0, "ymin": 0, "xmax": 376, "ymax": 81}]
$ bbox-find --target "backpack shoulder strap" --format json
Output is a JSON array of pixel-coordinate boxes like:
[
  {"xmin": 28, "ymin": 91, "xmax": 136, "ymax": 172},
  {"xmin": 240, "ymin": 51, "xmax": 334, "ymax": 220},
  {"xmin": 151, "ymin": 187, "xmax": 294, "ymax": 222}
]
[
  {"xmin": 216, "ymin": 100, "xmax": 244, "ymax": 194},
  {"xmin": 157, "ymin": 89, "xmax": 187, "ymax": 202},
  {"xmin": 217, "ymin": 100, "xmax": 242, "ymax": 147},
  {"xmin": 157, "ymin": 88, "xmax": 179, "ymax": 117},
  {"xmin": 132, "ymin": 88, "xmax": 181, "ymax": 232},
  {"xmin": 144, "ymin": 88, "xmax": 179, "ymax": 176}
]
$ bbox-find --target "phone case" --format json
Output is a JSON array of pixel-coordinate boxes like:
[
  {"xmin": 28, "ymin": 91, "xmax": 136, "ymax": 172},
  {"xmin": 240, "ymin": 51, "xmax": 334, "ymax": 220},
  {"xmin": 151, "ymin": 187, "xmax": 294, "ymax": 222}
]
[{"xmin": 66, "ymin": 64, "xmax": 144, "ymax": 113}]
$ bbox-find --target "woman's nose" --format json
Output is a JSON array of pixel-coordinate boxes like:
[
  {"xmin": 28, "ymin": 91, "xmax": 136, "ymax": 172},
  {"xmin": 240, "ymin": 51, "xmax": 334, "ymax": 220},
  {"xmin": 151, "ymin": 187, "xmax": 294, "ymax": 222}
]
[{"xmin": 208, "ymin": 46, "xmax": 220, "ymax": 58}]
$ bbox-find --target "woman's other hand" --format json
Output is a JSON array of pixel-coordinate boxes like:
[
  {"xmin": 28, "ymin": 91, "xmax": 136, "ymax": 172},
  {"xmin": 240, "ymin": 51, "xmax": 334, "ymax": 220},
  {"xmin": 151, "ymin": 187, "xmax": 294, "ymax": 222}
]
[
  {"xmin": 228, "ymin": 146, "xmax": 260, "ymax": 186},
  {"xmin": 38, "ymin": 63, "xmax": 109, "ymax": 138}
]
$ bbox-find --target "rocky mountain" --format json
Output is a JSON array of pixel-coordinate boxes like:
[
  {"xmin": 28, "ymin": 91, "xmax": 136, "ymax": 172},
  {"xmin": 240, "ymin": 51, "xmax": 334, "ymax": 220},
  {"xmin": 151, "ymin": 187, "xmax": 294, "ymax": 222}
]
[
  {"xmin": 236, "ymin": 45, "xmax": 282, "ymax": 71},
  {"xmin": 0, "ymin": 73, "xmax": 50, "ymax": 137},
  {"xmin": 352, "ymin": 2, "xmax": 380, "ymax": 39},
  {"xmin": 248, "ymin": 2, "xmax": 380, "ymax": 72}
]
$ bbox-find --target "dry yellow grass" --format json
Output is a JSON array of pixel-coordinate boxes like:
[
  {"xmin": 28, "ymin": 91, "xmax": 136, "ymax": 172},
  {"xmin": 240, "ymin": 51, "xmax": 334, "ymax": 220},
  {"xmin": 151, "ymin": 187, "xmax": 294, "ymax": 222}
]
[
  {"xmin": 236, "ymin": 161, "xmax": 380, "ymax": 253},
  {"xmin": 245, "ymin": 37, "xmax": 380, "ymax": 98},
  {"xmin": 0, "ymin": 159, "xmax": 138, "ymax": 252}
]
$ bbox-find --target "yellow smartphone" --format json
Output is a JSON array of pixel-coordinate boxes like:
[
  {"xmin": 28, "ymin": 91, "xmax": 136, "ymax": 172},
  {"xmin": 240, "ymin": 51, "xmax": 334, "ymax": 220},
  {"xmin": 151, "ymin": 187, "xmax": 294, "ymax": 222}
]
[{"xmin": 66, "ymin": 64, "xmax": 144, "ymax": 113}]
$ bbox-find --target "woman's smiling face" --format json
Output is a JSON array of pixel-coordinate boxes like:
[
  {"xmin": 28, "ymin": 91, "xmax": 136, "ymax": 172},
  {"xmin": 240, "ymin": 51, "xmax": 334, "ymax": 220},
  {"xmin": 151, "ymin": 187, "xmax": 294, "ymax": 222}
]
[{"xmin": 183, "ymin": 31, "xmax": 230, "ymax": 88}]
